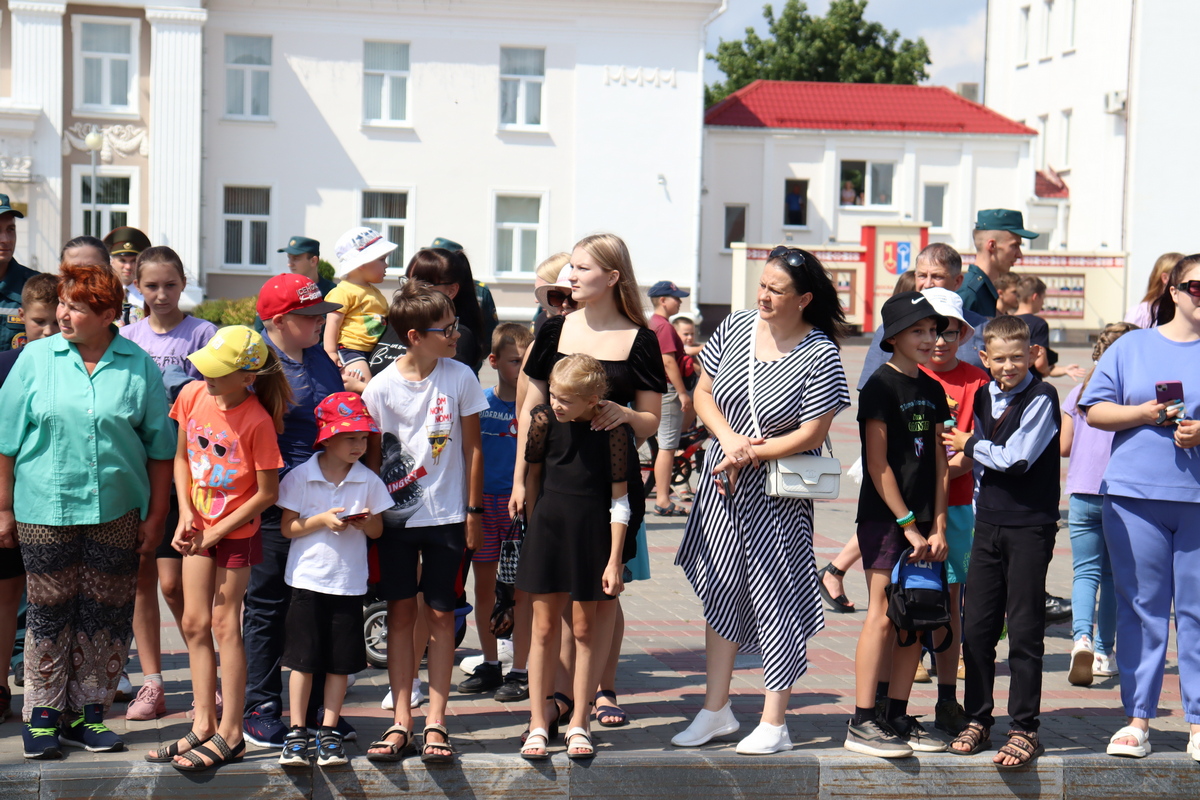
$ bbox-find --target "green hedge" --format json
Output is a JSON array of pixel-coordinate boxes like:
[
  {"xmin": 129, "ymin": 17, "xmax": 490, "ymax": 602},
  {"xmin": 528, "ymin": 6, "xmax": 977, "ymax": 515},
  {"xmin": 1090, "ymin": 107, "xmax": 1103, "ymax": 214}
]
[{"xmin": 193, "ymin": 295, "xmax": 258, "ymax": 327}]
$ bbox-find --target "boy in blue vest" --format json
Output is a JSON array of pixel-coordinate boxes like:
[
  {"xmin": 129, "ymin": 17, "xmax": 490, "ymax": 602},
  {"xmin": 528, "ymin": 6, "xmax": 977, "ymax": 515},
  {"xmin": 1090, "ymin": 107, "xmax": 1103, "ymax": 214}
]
[{"xmin": 943, "ymin": 314, "xmax": 1060, "ymax": 767}]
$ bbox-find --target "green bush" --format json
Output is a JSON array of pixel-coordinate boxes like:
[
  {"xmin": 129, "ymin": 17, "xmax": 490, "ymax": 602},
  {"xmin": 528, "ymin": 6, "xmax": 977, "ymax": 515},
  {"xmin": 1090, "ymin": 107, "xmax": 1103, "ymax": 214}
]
[
  {"xmin": 193, "ymin": 295, "xmax": 259, "ymax": 327},
  {"xmin": 319, "ymin": 259, "xmax": 335, "ymax": 282}
]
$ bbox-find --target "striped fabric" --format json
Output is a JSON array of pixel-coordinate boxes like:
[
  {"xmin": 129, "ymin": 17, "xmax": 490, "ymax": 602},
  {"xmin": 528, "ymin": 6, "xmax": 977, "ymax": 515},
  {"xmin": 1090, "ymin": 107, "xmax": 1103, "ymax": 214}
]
[{"xmin": 676, "ymin": 310, "xmax": 851, "ymax": 691}]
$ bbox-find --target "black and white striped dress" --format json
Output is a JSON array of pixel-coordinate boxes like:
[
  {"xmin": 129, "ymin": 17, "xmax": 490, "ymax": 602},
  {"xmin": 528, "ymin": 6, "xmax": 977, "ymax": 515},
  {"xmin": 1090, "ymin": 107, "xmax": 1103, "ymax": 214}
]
[{"xmin": 676, "ymin": 309, "xmax": 850, "ymax": 691}]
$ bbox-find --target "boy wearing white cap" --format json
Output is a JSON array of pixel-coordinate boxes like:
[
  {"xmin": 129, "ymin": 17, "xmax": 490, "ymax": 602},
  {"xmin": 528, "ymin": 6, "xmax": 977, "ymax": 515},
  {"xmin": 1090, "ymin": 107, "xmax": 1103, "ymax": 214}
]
[
  {"xmin": 324, "ymin": 227, "xmax": 396, "ymax": 377},
  {"xmin": 916, "ymin": 287, "xmax": 990, "ymax": 737}
]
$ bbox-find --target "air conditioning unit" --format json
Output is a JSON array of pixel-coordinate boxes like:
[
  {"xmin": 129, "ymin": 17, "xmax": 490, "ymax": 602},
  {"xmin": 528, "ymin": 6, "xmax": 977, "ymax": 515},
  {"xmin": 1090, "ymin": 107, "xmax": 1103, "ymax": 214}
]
[{"xmin": 1104, "ymin": 90, "xmax": 1127, "ymax": 115}]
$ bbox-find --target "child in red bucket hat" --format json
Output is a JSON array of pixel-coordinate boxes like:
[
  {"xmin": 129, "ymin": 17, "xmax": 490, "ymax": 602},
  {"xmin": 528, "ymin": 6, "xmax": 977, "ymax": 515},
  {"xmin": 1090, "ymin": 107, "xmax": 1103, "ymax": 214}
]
[{"xmin": 274, "ymin": 392, "xmax": 394, "ymax": 768}]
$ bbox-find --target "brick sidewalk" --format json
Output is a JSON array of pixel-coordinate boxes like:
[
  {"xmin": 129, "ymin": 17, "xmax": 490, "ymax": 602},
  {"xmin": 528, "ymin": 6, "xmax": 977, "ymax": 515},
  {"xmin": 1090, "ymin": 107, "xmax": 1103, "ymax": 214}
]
[{"xmin": 1, "ymin": 342, "xmax": 1191, "ymax": 768}]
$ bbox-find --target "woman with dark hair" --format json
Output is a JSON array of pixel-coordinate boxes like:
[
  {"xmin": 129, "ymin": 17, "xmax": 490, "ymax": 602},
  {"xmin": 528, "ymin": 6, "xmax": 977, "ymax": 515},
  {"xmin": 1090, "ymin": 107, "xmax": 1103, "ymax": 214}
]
[
  {"xmin": 0, "ymin": 264, "xmax": 176, "ymax": 759},
  {"xmin": 407, "ymin": 248, "xmax": 485, "ymax": 373},
  {"xmin": 59, "ymin": 236, "xmax": 110, "ymax": 269},
  {"xmin": 671, "ymin": 246, "xmax": 851, "ymax": 755}
]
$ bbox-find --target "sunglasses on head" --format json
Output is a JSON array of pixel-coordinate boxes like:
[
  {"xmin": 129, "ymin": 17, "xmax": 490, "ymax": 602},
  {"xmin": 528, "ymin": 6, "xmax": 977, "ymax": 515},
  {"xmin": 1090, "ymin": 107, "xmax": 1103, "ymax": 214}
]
[
  {"xmin": 768, "ymin": 246, "xmax": 807, "ymax": 269},
  {"xmin": 546, "ymin": 290, "xmax": 578, "ymax": 309},
  {"xmin": 1177, "ymin": 280, "xmax": 1200, "ymax": 299}
]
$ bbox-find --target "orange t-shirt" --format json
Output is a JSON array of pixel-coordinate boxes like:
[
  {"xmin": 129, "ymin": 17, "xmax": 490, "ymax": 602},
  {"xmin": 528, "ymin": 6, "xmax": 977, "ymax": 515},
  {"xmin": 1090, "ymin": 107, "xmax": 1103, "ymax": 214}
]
[
  {"xmin": 920, "ymin": 359, "xmax": 991, "ymax": 507},
  {"xmin": 169, "ymin": 381, "xmax": 283, "ymax": 539}
]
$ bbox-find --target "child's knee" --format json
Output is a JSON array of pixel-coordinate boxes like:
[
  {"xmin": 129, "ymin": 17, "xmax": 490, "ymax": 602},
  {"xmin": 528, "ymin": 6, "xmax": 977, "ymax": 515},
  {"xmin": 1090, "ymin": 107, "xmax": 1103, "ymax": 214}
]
[{"xmin": 180, "ymin": 613, "xmax": 211, "ymax": 641}]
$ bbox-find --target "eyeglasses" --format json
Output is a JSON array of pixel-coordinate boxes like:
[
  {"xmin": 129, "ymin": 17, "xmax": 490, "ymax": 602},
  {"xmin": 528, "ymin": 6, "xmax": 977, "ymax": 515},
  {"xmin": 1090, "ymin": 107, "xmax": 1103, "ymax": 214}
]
[
  {"xmin": 936, "ymin": 329, "xmax": 961, "ymax": 343},
  {"xmin": 1176, "ymin": 280, "xmax": 1200, "ymax": 299},
  {"xmin": 425, "ymin": 317, "xmax": 460, "ymax": 338},
  {"xmin": 768, "ymin": 246, "xmax": 807, "ymax": 269},
  {"xmin": 546, "ymin": 290, "xmax": 578, "ymax": 309}
]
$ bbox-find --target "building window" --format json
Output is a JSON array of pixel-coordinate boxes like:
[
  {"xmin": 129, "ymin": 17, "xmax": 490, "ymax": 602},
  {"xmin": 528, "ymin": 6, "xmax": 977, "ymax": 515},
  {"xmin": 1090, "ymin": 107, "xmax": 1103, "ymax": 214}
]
[
  {"xmin": 1035, "ymin": 115, "xmax": 1048, "ymax": 168},
  {"xmin": 362, "ymin": 191, "xmax": 408, "ymax": 269},
  {"xmin": 495, "ymin": 195, "xmax": 542, "ymax": 273},
  {"xmin": 1064, "ymin": 0, "xmax": 1076, "ymax": 48},
  {"xmin": 723, "ymin": 205, "xmax": 747, "ymax": 249},
  {"xmin": 1060, "ymin": 109, "xmax": 1072, "ymax": 167},
  {"xmin": 839, "ymin": 161, "xmax": 894, "ymax": 207},
  {"xmin": 226, "ymin": 35, "xmax": 271, "ymax": 119},
  {"xmin": 1042, "ymin": 0, "xmax": 1054, "ymax": 58},
  {"xmin": 783, "ymin": 179, "xmax": 808, "ymax": 226},
  {"xmin": 81, "ymin": 175, "xmax": 131, "ymax": 236},
  {"xmin": 223, "ymin": 187, "xmax": 270, "ymax": 268},
  {"xmin": 363, "ymin": 42, "xmax": 409, "ymax": 124},
  {"xmin": 499, "ymin": 48, "xmax": 544, "ymax": 127},
  {"xmin": 75, "ymin": 19, "xmax": 137, "ymax": 113},
  {"xmin": 923, "ymin": 184, "xmax": 946, "ymax": 229},
  {"xmin": 1018, "ymin": 6, "xmax": 1031, "ymax": 63}
]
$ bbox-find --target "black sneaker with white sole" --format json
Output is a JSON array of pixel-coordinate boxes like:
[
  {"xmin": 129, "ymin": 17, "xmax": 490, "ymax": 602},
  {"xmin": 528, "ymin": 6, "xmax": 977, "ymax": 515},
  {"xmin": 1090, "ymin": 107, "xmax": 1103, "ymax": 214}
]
[
  {"xmin": 844, "ymin": 718, "xmax": 914, "ymax": 758},
  {"xmin": 316, "ymin": 727, "xmax": 347, "ymax": 767},
  {"xmin": 884, "ymin": 714, "xmax": 948, "ymax": 752},
  {"xmin": 278, "ymin": 726, "xmax": 310, "ymax": 767},
  {"xmin": 493, "ymin": 671, "xmax": 529, "ymax": 703}
]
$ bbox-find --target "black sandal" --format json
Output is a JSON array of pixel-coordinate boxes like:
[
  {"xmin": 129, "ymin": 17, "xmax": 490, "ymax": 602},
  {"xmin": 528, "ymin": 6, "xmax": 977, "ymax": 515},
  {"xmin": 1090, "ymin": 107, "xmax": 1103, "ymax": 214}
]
[
  {"xmin": 996, "ymin": 729, "xmax": 1043, "ymax": 769},
  {"xmin": 420, "ymin": 723, "xmax": 455, "ymax": 764},
  {"xmin": 171, "ymin": 733, "xmax": 245, "ymax": 772},
  {"xmin": 817, "ymin": 563, "xmax": 856, "ymax": 613},
  {"xmin": 951, "ymin": 721, "xmax": 991, "ymax": 755},
  {"xmin": 146, "ymin": 730, "xmax": 202, "ymax": 763},
  {"xmin": 366, "ymin": 724, "xmax": 412, "ymax": 762}
]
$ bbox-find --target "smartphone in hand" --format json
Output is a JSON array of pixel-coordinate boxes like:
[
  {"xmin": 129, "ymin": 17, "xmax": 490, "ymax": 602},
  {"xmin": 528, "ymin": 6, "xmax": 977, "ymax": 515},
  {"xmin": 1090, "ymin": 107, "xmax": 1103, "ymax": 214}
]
[
  {"xmin": 1156, "ymin": 381, "xmax": 1185, "ymax": 407},
  {"xmin": 717, "ymin": 471, "xmax": 733, "ymax": 498},
  {"xmin": 339, "ymin": 512, "xmax": 369, "ymax": 523}
]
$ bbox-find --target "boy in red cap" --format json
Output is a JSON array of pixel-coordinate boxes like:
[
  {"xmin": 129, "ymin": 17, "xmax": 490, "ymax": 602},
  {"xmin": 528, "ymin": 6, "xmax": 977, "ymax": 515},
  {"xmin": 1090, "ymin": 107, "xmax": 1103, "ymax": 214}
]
[{"xmin": 275, "ymin": 392, "xmax": 394, "ymax": 768}]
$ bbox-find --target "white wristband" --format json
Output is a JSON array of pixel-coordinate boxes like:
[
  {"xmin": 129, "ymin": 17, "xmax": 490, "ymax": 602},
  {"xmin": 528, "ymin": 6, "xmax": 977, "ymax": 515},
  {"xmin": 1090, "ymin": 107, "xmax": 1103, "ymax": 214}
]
[{"xmin": 610, "ymin": 494, "xmax": 631, "ymax": 525}]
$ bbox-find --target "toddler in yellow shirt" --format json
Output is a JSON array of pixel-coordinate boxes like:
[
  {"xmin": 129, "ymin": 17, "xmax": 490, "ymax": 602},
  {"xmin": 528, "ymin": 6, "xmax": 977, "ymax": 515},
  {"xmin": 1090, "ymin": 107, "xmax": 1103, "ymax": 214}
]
[{"xmin": 324, "ymin": 227, "xmax": 396, "ymax": 371}]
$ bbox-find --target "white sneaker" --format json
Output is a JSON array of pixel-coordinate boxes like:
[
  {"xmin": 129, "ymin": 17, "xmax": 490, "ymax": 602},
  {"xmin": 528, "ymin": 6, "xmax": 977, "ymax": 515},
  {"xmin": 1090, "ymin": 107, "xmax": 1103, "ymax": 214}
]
[
  {"xmin": 458, "ymin": 639, "xmax": 514, "ymax": 677},
  {"xmin": 1093, "ymin": 652, "xmax": 1119, "ymax": 676},
  {"xmin": 411, "ymin": 678, "xmax": 425, "ymax": 708},
  {"xmin": 1188, "ymin": 731, "xmax": 1200, "ymax": 762},
  {"xmin": 671, "ymin": 702, "xmax": 740, "ymax": 747},
  {"xmin": 381, "ymin": 690, "xmax": 394, "ymax": 711},
  {"xmin": 346, "ymin": 672, "xmax": 357, "ymax": 690},
  {"xmin": 1068, "ymin": 635, "xmax": 1094, "ymax": 686},
  {"xmin": 115, "ymin": 672, "xmax": 134, "ymax": 702},
  {"xmin": 735, "ymin": 721, "xmax": 792, "ymax": 755}
]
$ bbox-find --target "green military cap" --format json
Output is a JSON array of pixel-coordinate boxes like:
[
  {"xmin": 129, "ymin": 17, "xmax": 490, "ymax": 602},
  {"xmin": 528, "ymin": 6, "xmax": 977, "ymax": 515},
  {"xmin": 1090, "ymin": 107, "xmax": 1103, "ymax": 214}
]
[
  {"xmin": 430, "ymin": 237, "xmax": 463, "ymax": 252},
  {"xmin": 974, "ymin": 209, "xmax": 1038, "ymax": 239},
  {"xmin": 104, "ymin": 226, "xmax": 151, "ymax": 256},
  {"xmin": 278, "ymin": 236, "xmax": 320, "ymax": 256},
  {"xmin": 0, "ymin": 194, "xmax": 26, "ymax": 219}
]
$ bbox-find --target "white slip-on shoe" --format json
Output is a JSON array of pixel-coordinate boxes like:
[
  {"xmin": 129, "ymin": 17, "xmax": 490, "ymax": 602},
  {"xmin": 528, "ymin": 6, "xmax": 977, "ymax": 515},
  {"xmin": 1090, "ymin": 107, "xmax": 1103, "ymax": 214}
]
[
  {"xmin": 671, "ymin": 702, "xmax": 740, "ymax": 747},
  {"xmin": 1106, "ymin": 725, "xmax": 1151, "ymax": 758},
  {"xmin": 1068, "ymin": 636, "xmax": 1094, "ymax": 686},
  {"xmin": 1093, "ymin": 652, "xmax": 1119, "ymax": 677},
  {"xmin": 735, "ymin": 721, "xmax": 792, "ymax": 755}
]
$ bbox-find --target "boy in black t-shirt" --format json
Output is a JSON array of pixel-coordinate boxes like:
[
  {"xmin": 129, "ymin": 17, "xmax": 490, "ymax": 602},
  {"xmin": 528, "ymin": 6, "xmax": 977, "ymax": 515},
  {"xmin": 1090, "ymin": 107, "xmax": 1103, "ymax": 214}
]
[{"xmin": 846, "ymin": 292, "xmax": 951, "ymax": 759}]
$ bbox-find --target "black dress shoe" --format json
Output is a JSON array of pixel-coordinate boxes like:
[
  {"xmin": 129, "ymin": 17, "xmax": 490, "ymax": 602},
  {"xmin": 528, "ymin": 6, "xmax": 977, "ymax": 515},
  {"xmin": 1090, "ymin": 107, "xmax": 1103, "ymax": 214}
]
[
  {"xmin": 457, "ymin": 661, "xmax": 503, "ymax": 694},
  {"xmin": 1045, "ymin": 592, "xmax": 1072, "ymax": 623}
]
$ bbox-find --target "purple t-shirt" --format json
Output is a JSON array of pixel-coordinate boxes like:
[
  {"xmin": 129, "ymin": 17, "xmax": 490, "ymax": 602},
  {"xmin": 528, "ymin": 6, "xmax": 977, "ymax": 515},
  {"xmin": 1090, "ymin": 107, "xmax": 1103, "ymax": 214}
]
[
  {"xmin": 1062, "ymin": 383, "xmax": 1113, "ymax": 496},
  {"xmin": 120, "ymin": 315, "xmax": 218, "ymax": 380}
]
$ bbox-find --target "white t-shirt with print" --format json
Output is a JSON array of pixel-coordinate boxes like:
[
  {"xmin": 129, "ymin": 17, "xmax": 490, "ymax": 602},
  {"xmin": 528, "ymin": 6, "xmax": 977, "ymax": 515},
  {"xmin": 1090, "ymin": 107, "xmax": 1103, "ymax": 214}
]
[
  {"xmin": 277, "ymin": 453, "xmax": 395, "ymax": 596},
  {"xmin": 362, "ymin": 357, "xmax": 489, "ymax": 529}
]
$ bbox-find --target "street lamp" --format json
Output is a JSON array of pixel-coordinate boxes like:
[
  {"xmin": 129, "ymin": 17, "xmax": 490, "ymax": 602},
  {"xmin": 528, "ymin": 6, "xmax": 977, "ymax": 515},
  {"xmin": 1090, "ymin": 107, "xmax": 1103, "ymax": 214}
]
[{"xmin": 84, "ymin": 129, "xmax": 104, "ymax": 236}]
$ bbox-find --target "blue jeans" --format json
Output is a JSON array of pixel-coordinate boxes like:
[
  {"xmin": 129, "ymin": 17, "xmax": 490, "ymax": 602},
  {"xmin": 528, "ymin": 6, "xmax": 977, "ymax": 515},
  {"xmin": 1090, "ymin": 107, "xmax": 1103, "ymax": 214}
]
[{"xmin": 1069, "ymin": 494, "xmax": 1115, "ymax": 655}]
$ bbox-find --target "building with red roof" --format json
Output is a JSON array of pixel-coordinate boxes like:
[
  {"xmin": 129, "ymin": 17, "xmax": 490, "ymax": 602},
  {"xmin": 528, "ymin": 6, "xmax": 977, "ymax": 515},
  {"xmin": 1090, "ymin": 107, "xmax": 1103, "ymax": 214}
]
[{"xmin": 699, "ymin": 80, "xmax": 1038, "ymax": 313}]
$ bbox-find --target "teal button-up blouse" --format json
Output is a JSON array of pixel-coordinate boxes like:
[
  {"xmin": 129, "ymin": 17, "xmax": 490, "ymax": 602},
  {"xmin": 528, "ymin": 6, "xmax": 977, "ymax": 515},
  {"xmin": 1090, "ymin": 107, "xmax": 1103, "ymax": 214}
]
[{"xmin": 0, "ymin": 330, "xmax": 178, "ymax": 526}]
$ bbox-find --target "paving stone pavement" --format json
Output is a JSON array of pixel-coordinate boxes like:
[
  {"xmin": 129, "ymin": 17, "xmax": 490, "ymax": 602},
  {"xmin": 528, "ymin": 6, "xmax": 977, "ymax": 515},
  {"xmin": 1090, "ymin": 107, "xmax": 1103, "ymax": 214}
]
[{"xmin": 1, "ymin": 341, "xmax": 1194, "ymax": 773}]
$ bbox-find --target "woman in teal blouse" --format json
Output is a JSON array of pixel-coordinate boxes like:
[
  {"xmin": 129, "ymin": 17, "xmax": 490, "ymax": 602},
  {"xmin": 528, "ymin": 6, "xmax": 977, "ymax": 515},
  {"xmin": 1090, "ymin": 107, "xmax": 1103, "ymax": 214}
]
[{"xmin": 0, "ymin": 263, "xmax": 176, "ymax": 760}]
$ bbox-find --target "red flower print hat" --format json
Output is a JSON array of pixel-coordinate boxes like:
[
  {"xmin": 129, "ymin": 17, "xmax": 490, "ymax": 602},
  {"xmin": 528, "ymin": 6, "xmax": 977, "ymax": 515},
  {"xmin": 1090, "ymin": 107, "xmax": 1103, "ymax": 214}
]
[{"xmin": 314, "ymin": 392, "xmax": 381, "ymax": 447}]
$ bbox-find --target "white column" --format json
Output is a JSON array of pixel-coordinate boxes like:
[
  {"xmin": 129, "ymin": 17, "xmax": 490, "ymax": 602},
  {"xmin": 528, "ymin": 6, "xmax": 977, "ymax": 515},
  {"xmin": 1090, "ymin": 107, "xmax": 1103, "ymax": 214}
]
[
  {"xmin": 10, "ymin": 1, "xmax": 66, "ymax": 272},
  {"xmin": 146, "ymin": 6, "xmax": 207, "ymax": 301}
]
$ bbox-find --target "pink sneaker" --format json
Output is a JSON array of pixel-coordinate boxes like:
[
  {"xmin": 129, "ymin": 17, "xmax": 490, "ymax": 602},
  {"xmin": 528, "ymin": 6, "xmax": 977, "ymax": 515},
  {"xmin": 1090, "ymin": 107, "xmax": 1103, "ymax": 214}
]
[
  {"xmin": 187, "ymin": 689, "xmax": 223, "ymax": 720},
  {"xmin": 126, "ymin": 680, "xmax": 167, "ymax": 720}
]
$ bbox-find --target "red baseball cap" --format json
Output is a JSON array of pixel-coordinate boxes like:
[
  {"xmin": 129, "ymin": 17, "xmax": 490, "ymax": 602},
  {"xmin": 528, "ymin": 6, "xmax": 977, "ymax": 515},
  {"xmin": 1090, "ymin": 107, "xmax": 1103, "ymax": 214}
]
[
  {"xmin": 257, "ymin": 274, "xmax": 342, "ymax": 320},
  {"xmin": 314, "ymin": 392, "xmax": 381, "ymax": 447}
]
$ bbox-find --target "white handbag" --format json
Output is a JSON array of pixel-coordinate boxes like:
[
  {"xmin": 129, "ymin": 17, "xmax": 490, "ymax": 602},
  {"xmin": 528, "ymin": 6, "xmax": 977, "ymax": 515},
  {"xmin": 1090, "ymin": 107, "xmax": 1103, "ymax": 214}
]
[{"xmin": 746, "ymin": 321, "xmax": 842, "ymax": 500}]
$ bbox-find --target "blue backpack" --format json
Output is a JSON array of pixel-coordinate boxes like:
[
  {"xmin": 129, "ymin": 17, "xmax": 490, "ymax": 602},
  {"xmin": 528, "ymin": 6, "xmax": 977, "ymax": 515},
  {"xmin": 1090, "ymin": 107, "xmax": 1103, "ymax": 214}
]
[{"xmin": 885, "ymin": 548, "xmax": 953, "ymax": 650}]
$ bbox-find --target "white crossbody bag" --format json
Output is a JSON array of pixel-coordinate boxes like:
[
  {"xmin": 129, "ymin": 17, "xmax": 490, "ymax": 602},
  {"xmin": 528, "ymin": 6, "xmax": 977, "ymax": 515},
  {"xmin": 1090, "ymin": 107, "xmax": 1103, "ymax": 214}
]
[{"xmin": 746, "ymin": 321, "xmax": 842, "ymax": 500}]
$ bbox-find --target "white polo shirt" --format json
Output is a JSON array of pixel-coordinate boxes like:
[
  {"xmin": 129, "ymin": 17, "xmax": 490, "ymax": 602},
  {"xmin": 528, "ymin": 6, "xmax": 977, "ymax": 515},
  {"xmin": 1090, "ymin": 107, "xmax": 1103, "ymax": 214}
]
[{"xmin": 277, "ymin": 453, "xmax": 394, "ymax": 596}]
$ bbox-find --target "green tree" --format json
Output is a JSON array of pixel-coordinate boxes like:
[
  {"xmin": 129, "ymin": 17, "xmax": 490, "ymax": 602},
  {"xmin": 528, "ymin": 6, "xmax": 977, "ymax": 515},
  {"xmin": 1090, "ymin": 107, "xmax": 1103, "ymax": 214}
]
[{"xmin": 707, "ymin": 0, "xmax": 932, "ymax": 106}]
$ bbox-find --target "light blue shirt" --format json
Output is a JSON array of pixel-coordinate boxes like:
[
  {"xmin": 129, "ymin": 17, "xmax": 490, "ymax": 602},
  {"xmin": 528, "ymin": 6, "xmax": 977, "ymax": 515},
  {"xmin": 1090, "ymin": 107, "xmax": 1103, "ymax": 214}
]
[{"xmin": 968, "ymin": 372, "xmax": 1057, "ymax": 474}]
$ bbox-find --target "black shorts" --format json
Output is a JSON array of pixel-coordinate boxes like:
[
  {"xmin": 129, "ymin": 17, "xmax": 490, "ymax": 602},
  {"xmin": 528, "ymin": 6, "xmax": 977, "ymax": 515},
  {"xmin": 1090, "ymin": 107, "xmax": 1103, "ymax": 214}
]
[
  {"xmin": 374, "ymin": 522, "xmax": 465, "ymax": 611},
  {"xmin": 154, "ymin": 495, "xmax": 182, "ymax": 560},
  {"xmin": 281, "ymin": 587, "xmax": 367, "ymax": 675},
  {"xmin": 0, "ymin": 546, "xmax": 23, "ymax": 580},
  {"xmin": 858, "ymin": 519, "xmax": 933, "ymax": 572}
]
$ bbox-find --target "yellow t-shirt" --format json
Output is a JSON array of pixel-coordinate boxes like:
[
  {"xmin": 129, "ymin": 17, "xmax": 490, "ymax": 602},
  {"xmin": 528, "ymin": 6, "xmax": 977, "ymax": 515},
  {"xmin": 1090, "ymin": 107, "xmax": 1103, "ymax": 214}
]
[{"xmin": 326, "ymin": 281, "xmax": 387, "ymax": 352}]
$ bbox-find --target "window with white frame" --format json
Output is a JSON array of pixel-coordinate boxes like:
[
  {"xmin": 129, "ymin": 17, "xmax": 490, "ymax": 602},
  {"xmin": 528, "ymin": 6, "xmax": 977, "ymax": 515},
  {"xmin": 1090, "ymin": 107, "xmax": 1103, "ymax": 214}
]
[
  {"xmin": 723, "ymin": 205, "xmax": 747, "ymax": 249},
  {"xmin": 223, "ymin": 187, "xmax": 271, "ymax": 268},
  {"xmin": 923, "ymin": 184, "xmax": 947, "ymax": 229},
  {"xmin": 1018, "ymin": 6, "xmax": 1031, "ymax": 63},
  {"xmin": 783, "ymin": 179, "xmax": 808, "ymax": 226},
  {"xmin": 499, "ymin": 48, "xmax": 544, "ymax": 127},
  {"xmin": 81, "ymin": 174, "xmax": 131, "ymax": 236},
  {"xmin": 1060, "ymin": 109, "xmax": 1072, "ymax": 167},
  {"xmin": 1035, "ymin": 115, "xmax": 1048, "ymax": 168},
  {"xmin": 839, "ymin": 160, "xmax": 894, "ymax": 206},
  {"xmin": 361, "ymin": 191, "xmax": 408, "ymax": 269},
  {"xmin": 1041, "ymin": 0, "xmax": 1054, "ymax": 58},
  {"xmin": 363, "ymin": 42, "xmax": 410, "ymax": 124},
  {"xmin": 495, "ymin": 195, "xmax": 542, "ymax": 273},
  {"xmin": 76, "ymin": 19, "xmax": 137, "ymax": 113},
  {"xmin": 1064, "ymin": 0, "xmax": 1076, "ymax": 48},
  {"xmin": 226, "ymin": 35, "xmax": 271, "ymax": 119}
]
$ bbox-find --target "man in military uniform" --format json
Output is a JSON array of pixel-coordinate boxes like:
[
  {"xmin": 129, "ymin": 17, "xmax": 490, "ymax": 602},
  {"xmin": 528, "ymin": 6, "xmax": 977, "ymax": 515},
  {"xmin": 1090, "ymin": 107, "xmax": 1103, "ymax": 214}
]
[
  {"xmin": 431, "ymin": 236, "xmax": 499, "ymax": 347},
  {"xmin": 0, "ymin": 194, "xmax": 37, "ymax": 352},
  {"xmin": 957, "ymin": 209, "xmax": 1038, "ymax": 318},
  {"xmin": 103, "ymin": 226, "xmax": 152, "ymax": 325},
  {"xmin": 278, "ymin": 235, "xmax": 336, "ymax": 296}
]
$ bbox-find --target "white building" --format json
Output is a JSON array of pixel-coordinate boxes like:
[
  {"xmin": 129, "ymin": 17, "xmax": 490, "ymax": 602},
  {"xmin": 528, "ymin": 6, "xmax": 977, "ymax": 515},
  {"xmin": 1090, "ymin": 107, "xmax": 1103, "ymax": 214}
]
[
  {"xmin": 984, "ymin": 0, "xmax": 1197, "ymax": 305},
  {"xmin": 699, "ymin": 80, "xmax": 1035, "ymax": 315},
  {"xmin": 0, "ymin": 0, "xmax": 722, "ymax": 315}
]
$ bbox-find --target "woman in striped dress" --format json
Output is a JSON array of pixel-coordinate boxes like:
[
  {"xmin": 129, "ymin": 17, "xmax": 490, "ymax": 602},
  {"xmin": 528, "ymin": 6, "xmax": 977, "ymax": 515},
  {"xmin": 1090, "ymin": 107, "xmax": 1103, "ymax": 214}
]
[{"xmin": 673, "ymin": 247, "xmax": 850, "ymax": 755}]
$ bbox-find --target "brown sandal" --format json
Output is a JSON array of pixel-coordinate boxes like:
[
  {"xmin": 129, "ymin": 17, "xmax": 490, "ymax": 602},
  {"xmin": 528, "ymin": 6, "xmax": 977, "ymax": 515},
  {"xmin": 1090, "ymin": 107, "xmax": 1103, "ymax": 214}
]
[
  {"xmin": 995, "ymin": 729, "xmax": 1043, "ymax": 769},
  {"xmin": 950, "ymin": 721, "xmax": 991, "ymax": 755}
]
